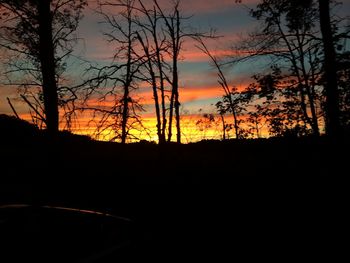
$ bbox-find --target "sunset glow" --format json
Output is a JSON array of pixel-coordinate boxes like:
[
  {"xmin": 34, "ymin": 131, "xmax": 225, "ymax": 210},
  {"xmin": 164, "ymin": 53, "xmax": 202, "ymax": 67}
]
[{"xmin": 1, "ymin": 0, "xmax": 349, "ymax": 143}]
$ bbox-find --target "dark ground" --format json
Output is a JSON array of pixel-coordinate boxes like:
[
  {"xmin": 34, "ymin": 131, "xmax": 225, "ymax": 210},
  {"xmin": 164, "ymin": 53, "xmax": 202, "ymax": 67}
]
[{"xmin": 0, "ymin": 115, "xmax": 347, "ymax": 262}]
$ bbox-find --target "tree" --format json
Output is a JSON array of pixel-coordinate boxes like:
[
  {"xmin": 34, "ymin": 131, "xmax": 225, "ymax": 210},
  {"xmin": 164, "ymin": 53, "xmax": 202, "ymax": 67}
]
[
  {"xmin": 134, "ymin": 0, "xmax": 169, "ymax": 144},
  {"xmin": 337, "ymin": 46, "xmax": 350, "ymax": 131},
  {"xmin": 318, "ymin": 0, "xmax": 341, "ymax": 138},
  {"xmin": 234, "ymin": 0, "xmax": 325, "ymax": 136},
  {"xmin": 0, "ymin": 0, "xmax": 87, "ymax": 136},
  {"xmin": 246, "ymin": 67, "xmax": 313, "ymax": 137},
  {"xmin": 84, "ymin": 0, "xmax": 145, "ymax": 144},
  {"xmin": 235, "ymin": 0, "xmax": 350, "ymax": 137},
  {"xmin": 154, "ymin": 0, "xmax": 213, "ymax": 143},
  {"xmin": 153, "ymin": 0, "xmax": 182, "ymax": 143},
  {"xmin": 196, "ymin": 37, "xmax": 249, "ymax": 139}
]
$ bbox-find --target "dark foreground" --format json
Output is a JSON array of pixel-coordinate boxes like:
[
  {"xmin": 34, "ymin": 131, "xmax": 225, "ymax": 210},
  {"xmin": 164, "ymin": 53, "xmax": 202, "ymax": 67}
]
[{"xmin": 0, "ymin": 117, "xmax": 347, "ymax": 262}]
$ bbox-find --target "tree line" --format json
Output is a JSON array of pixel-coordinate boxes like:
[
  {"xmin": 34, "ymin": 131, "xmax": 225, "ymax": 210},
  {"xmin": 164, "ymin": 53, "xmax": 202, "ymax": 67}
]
[{"xmin": 0, "ymin": 0, "xmax": 349, "ymax": 143}]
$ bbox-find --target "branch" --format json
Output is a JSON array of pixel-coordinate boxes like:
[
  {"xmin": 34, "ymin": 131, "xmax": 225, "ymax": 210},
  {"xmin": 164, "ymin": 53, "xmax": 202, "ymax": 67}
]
[
  {"xmin": 20, "ymin": 95, "xmax": 46, "ymax": 123},
  {"xmin": 6, "ymin": 97, "xmax": 20, "ymax": 119}
]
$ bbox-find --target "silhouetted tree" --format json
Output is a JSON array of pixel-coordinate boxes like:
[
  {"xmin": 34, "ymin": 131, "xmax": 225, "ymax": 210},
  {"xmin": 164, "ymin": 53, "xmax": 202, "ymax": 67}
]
[
  {"xmin": 237, "ymin": 0, "xmax": 322, "ymax": 136},
  {"xmin": 196, "ymin": 37, "xmax": 249, "ymax": 139},
  {"xmin": 318, "ymin": 0, "xmax": 341, "ymax": 138},
  {"xmin": 245, "ymin": 65, "xmax": 315, "ymax": 137},
  {"xmin": 85, "ymin": 0, "xmax": 145, "ymax": 143},
  {"xmin": 0, "ymin": 0, "xmax": 87, "ymax": 135},
  {"xmin": 134, "ymin": 0, "xmax": 169, "ymax": 144},
  {"xmin": 152, "ymin": 0, "xmax": 182, "ymax": 143},
  {"xmin": 83, "ymin": 0, "xmax": 211, "ymax": 144},
  {"xmin": 154, "ymin": 0, "xmax": 214, "ymax": 143},
  {"xmin": 235, "ymin": 0, "xmax": 350, "ymax": 137},
  {"xmin": 195, "ymin": 113, "xmax": 219, "ymax": 140},
  {"xmin": 246, "ymin": 111, "xmax": 264, "ymax": 138},
  {"xmin": 337, "ymin": 46, "xmax": 350, "ymax": 131},
  {"xmin": 215, "ymin": 101, "xmax": 235, "ymax": 140}
]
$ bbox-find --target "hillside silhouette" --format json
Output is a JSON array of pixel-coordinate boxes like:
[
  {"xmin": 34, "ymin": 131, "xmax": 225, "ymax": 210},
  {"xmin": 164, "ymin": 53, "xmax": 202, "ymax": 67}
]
[
  {"xmin": 0, "ymin": 115, "xmax": 345, "ymax": 262},
  {"xmin": 1, "ymin": 114, "xmax": 346, "ymax": 182}
]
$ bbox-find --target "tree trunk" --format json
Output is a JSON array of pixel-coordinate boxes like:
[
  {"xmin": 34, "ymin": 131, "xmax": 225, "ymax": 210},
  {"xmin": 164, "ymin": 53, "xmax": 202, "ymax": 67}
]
[
  {"xmin": 319, "ymin": 0, "xmax": 341, "ymax": 138},
  {"xmin": 167, "ymin": 87, "xmax": 175, "ymax": 142},
  {"xmin": 137, "ymin": 32, "xmax": 163, "ymax": 144},
  {"xmin": 154, "ymin": 42, "xmax": 166, "ymax": 144},
  {"xmin": 220, "ymin": 114, "xmax": 226, "ymax": 140},
  {"xmin": 121, "ymin": 85, "xmax": 129, "ymax": 144},
  {"xmin": 150, "ymin": 68, "xmax": 162, "ymax": 143},
  {"xmin": 121, "ymin": 13, "xmax": 133, "ymax": 144},
  {"xmin": 174, "ymin": 62, "xmax": 181, "ymax": 144},
  {"xmin": 153, "ymin": 20, "xmax": 167, "ymax": 144},
  {"xmin": 174, "ymin": 10, "xmax": 181, "ymax": 144},
  {"xmin": 295, "ymin": 29, "xmax": 320, "ymax": 136},
  {"xmin": 37, "ymin": 0, "xmax": 59, "ymax": 136}
]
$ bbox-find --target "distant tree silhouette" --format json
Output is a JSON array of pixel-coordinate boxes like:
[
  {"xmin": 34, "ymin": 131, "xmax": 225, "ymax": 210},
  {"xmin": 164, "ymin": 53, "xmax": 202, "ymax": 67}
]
[
  {"xmin": 0, "ymin": 0, "xmax": 87, "ymax": 136},
  {"xmin": 246, "ymin": 111, "xmax": 265, "ymax": 139},
  {"xmin": 215, "ymin": 102, "xmax": 232, "ymax": 140},
  {"xmin": 195, "ymin": 113, "xmax": 221, "ymax": 140}
]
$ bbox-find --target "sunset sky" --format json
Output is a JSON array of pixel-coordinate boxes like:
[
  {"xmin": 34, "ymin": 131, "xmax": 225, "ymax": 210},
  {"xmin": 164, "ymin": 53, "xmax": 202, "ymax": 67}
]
[{"xmin": 1, "ymin": 0, "xmax": 349, "ymax": 141}]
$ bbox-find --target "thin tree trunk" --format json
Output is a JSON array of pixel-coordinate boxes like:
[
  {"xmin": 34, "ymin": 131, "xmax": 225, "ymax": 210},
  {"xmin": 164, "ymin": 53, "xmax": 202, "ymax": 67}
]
[
  {"xmin": 255, "ymin": 117, "xmax": 260, "ymax": 139},
  {"xmin": 121, "ymin": 80, "xmax": 130, "ymax": 144},
  {"xmin": 295, "ymin": 29, "xmax": 320, "ymax": 136},
  {"xmin": 154, "ymin": 34, "xmax": 166, "ymax": 143},
  {"xmin": 276, "ymin": 22, "xmax": 313, "ymax": 130},
  {"xmin": 173, "ymin": 59, "xmax": 181, "ymax": 143},
  {"xmin": 174, "ymin": 10, "xmax": 181, "ymax": 144},
  {"xmin": 167, "ymin": 86, "xmax": 175, "ymax": 142},
  {"xmin": 232, "ymin": 108, "xmax": 239, "ymax": 139},
  {"xmin": 37, "ymin": 0, "xmax": 59, "ymax": 136},
  {"xmin": 7, "ymin": 97, "xmax": 20, "ymax": 119},
  {"xmin": 319, "ymin": 0, "xmax": 341, "ymax": 138},
  {"xmin": 121, "ymin": 11, "xmax": 133, "ymax": 144},
  {"xmin": 149, "ymin": 64, "xmax": 162, "ymax": 143},
  {"xmin": 220, "ymin": 114, "xmax": 226, "ymax": 140},
  {"xmin": 137, "ymin": 33, "xmax": 162, "ymax": 143}
]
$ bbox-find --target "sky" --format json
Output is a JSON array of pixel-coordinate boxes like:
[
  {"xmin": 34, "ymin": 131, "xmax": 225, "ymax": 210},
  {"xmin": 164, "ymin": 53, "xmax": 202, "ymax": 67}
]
[
  {"xmin": 76, "ymin": 0, "xmax": 259, "ymax": 109},
  {"xmin": 1, "ymin": 0, "xmax": 350, "ymax": 142}
]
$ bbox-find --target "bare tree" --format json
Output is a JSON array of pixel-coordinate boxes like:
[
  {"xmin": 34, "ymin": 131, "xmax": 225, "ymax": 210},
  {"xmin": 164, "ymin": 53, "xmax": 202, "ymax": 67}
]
[
  {"xmin": 134, "ymin": 0, "xmax": 169, "ymax": 144},
  {"xmin": 153, "ymin": 0, "xmax": 215, "ymax": 143},
  {"xmin": 152, "ymin": 0, "xmax": 182, "ymax": 143},
  {"xmin": 84, "ymin": 0, "xmax": 146, "ymax": 144},
  {"xmin": 196, "ymin": 37, "xmax": 247, "ymax": 139},
  {"xmin": 109, "ymin": 0, "xmax": 213, "ymax": 144}
]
